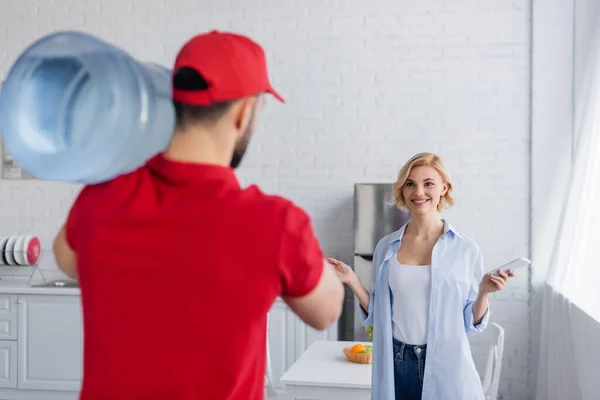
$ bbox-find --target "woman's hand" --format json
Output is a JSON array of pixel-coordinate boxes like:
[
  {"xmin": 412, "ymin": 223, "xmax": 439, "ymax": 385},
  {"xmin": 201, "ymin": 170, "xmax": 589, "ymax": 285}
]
[
  {"xmin": 327, "ymin": 257, "xmax": 356, "ymax": 285},
  {"xmin": 479, "ymin": 269, "xmax": 515, "ymax": 294}
]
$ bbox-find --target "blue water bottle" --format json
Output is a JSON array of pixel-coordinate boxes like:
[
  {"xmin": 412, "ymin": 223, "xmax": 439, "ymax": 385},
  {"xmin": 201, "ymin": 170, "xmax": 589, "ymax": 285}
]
[{"xmin": 0, "ymin": 31, "xmax": 175, "ymax": 184}]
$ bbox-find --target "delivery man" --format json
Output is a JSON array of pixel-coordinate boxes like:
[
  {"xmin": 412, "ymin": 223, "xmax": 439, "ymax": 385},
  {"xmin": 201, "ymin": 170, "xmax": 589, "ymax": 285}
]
[{"xmin": 52, "ymin": 30, "xmax": 344, "ymax": 400}]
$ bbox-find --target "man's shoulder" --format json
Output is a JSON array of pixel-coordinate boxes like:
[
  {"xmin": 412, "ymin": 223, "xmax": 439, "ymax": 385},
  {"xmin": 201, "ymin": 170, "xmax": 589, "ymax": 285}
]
[
  {"xmin": 77, "ymin": 169, "xmax": 142, "ymax": 195},
  {"xmin": 71, "ymin": 166, "xmax": 155, "ymax": 213},
  {"xmin": 240, "ymin": 184, "xmax": 306, "ymax": 217}
]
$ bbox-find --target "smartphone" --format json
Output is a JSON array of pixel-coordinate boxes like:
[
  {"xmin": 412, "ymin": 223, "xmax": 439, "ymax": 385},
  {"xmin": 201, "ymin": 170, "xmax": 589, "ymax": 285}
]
[{"xmin": 489, "ymin": 257, "xmax": 531, "ymax": 276}]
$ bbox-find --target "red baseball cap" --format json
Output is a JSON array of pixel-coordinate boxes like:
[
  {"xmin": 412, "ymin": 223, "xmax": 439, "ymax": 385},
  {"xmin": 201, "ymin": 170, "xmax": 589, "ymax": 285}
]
[{"xmin": 172, "ymin": 30, "xmax": 284, "ymax": 106}]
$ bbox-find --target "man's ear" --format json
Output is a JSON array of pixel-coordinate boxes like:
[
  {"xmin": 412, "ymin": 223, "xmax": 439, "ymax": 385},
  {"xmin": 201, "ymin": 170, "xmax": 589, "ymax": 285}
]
[{"xmin": 233, "ymin": 97, "xmax": 258, "ymax": 135}]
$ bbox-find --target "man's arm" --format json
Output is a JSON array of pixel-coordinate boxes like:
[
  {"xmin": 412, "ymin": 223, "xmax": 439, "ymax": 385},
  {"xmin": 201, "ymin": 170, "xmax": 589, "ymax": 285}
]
[
  {"xmin": 282, "ymin": 258, "xmax": 344, "ymax": 331},
  {"xmin": 52, "ymin": 225, "xmax": 78, "ymax": 280}
]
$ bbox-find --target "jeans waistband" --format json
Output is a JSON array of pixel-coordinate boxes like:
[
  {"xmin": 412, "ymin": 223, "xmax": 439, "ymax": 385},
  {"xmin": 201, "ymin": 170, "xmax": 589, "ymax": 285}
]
[
  {"xmin": 393, "ymin": 337, "xmax": 427, "ymax": 351},
  {"xmin": 393, "ymin": 338, "xmax": 427, "ymax": 361}
]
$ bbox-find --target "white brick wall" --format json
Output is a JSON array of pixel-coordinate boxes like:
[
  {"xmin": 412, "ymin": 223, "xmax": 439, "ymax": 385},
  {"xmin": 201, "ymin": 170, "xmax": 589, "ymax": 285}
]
[{"xmin": 0, "ymin": 0, "xmax": 532, "ymax": 398}]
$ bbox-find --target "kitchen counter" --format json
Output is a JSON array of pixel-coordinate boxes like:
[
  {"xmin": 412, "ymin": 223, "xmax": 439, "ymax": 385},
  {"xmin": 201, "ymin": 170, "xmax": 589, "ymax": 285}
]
[
  {"xmin": 0, "ymin": 277, "xmax": 300, "ymax": 298},
  {"xmin": 0, "ymin": 276, "xmax": 80, "ymax": 295}
]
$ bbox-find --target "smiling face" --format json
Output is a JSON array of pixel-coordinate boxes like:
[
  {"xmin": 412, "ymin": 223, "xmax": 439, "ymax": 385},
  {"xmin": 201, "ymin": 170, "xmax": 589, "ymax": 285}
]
[
  {"xmin": 402, "ymin": 166, "xmax": 448, "ymax": 215},
  {"xmin": 392, "ymin": 152, "xmax": 455, "ymax": 213}
]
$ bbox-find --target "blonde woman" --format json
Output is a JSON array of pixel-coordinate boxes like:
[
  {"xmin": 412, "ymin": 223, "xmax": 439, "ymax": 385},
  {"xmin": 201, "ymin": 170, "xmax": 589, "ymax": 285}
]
[{"xmin": 329, "ymin": 153, "xmax": 514, "ymax": 400}]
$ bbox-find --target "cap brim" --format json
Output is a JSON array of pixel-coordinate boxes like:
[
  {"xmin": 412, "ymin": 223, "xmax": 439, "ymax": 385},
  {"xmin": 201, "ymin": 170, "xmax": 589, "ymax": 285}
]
[{"xmin": 267, "ymin": 87, "xmax": 285, "ymax": 103}]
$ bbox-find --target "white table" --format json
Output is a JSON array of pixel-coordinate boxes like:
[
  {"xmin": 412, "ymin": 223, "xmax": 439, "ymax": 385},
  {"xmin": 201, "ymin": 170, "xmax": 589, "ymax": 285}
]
[{"xmin": 279, "ymin": 341, "xmax": 372, "ymax": 400}]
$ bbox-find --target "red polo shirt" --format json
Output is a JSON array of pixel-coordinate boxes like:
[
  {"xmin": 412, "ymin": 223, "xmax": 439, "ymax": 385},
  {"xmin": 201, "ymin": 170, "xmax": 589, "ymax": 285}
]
[{"xmin": 65, "ymin": 153, "xmax": 324, "ymax": 400}]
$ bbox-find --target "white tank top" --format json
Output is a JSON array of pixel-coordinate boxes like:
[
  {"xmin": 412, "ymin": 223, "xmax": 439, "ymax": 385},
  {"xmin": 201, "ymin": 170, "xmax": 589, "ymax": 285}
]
[{"xmin": 388, "ymin": 253, "xmax": 432, "ymax": 345}]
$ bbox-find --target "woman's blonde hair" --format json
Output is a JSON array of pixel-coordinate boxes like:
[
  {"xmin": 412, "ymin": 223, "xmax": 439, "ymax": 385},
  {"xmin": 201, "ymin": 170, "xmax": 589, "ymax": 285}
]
[{"xmin": 392, "ymin": 152, "xmax": 455, "ymax": 212}]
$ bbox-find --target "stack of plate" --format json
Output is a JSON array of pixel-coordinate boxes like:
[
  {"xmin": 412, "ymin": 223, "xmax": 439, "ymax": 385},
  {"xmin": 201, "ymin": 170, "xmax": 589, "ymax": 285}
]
[{"xmin": 0, "ymin": 235, "xmax": 41, "ymax": 266}]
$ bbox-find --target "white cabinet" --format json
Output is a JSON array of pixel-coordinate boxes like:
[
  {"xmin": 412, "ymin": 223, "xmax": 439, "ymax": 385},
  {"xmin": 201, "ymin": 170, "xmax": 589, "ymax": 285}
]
[
  {"xmin": 17, "ymin": 295, "xmax": 83, "ymax": 391},
  {"xmin": 0, "ymin": 295, "xmax": 19, "ymax": 390},
  {"xmin": 0, "ymin": 295, "xmax": 18, "ymax": 340},
  {"xmin": 0, "ymin": 341, "xmax": 17, "ymax": 388},
  {"xmin": 268, "ymin": 299, "xmax": 338, "ymax": 392}
]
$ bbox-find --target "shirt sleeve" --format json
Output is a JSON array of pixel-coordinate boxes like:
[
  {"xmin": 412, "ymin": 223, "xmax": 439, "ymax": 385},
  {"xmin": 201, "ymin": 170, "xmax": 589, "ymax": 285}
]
[
  {"xmin": 277, "ymin": 204, "xmax": 325, "ymax": 298},
  {"xmin": 359, "ymin": 236, "xmax": 386, "ymax": 327},
  {"xmin": 463, "ymin": 246, "xmax": 490, "ymax": 335}
]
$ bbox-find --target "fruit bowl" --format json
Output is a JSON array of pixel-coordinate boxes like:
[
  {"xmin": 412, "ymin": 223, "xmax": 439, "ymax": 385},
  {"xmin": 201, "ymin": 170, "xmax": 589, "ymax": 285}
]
[{"xmin": 343, "ymin": 344, "xmax": 372, "ymax": 364}]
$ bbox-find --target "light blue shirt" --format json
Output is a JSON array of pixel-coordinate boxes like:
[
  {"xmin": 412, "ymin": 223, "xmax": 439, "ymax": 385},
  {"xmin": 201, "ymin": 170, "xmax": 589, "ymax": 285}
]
[{"xmin": 361, "ymin": 220, "xmax": 489, "ymax": 400}]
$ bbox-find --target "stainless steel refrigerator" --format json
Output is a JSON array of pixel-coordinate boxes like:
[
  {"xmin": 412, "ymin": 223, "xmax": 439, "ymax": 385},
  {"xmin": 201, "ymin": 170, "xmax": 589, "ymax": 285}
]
[{"xmin": 338, "ymin": 183, "xmax": 411, "ymax": 341}]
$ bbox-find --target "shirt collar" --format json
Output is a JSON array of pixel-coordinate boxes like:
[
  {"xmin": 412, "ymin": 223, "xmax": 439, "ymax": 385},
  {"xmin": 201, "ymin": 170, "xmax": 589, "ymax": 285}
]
[
  {"xmin": 388, "ymin": 218, "xmax": 459, "ymax": 243},
  {"xmin": 146, "ymin": 153, "xmax": 241, "ymax": 189}
]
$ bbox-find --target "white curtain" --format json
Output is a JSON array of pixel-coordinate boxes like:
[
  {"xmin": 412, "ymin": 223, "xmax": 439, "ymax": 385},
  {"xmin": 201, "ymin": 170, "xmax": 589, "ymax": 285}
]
[{"xmin": 535, "ymin": 18, "xmax": 600, "ymax": 400}]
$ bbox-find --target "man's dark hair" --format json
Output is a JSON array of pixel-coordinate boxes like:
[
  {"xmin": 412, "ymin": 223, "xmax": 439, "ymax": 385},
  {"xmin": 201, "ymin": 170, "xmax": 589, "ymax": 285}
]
[{"xmin": 172, "ymin": 68, "xmax": 234, "ymax": 128}]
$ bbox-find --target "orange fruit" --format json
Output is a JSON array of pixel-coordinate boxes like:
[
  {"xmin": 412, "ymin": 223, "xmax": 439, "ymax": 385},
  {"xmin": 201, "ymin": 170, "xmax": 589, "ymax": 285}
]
[{"xmin": 351, "ymin": 344, "xmax": 366, "ymax": 354}]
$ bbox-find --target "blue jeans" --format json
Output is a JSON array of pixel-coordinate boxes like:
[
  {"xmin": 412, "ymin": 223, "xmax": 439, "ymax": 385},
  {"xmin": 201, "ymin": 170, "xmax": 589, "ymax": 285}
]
[{"xmin": 393, "ymin": 338, "xmax": 427, "ymax": 400}]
